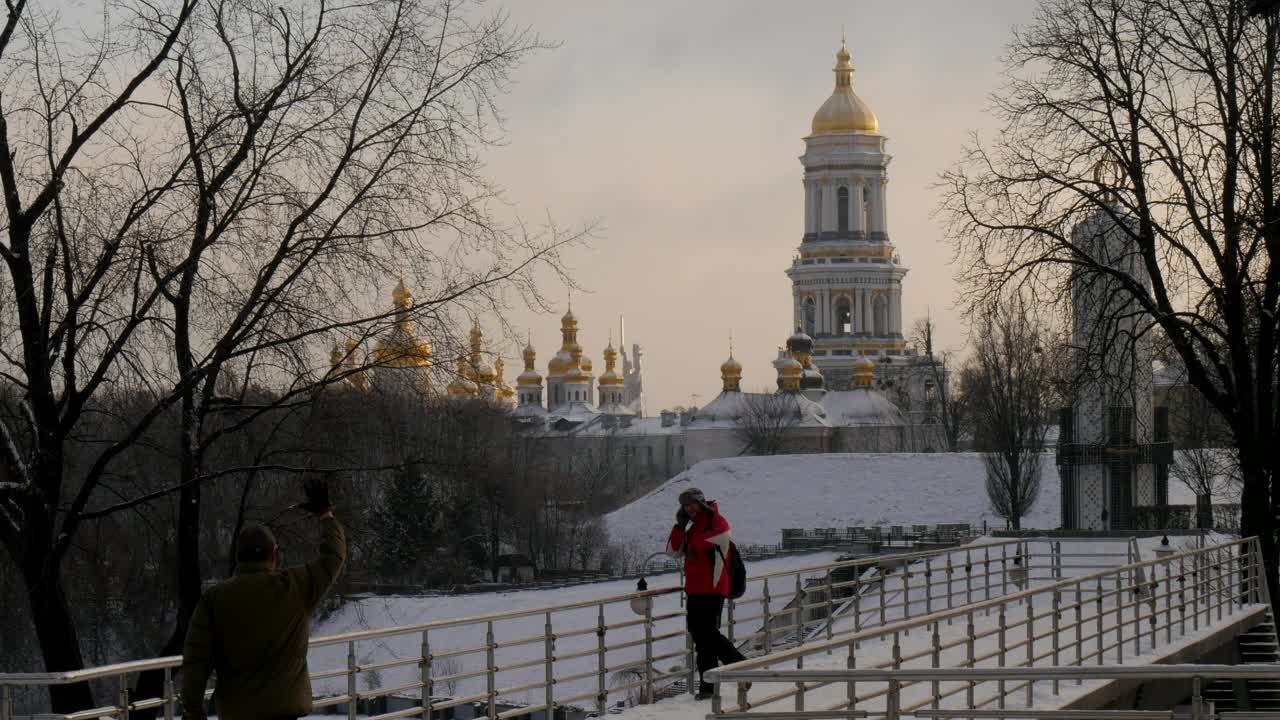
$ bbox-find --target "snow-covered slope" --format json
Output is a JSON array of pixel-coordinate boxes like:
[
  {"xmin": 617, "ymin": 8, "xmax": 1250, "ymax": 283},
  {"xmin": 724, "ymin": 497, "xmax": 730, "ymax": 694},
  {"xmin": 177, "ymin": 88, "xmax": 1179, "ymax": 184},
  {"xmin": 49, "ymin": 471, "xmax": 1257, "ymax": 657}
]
[{"xmin": 603, "ymin": 452, "xmax": 1217, "ymax": 549}]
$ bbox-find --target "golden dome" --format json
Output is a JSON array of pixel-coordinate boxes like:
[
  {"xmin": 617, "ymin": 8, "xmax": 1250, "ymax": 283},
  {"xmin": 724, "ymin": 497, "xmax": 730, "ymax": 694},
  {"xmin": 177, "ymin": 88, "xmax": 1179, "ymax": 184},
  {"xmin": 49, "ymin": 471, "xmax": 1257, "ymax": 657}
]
[
  {"xmin": 853, "ymin": 355, "xmax": 876, "ymax": 388},
  {"xmin": 599, "ymin": 342, "xmax": 624, "ymax": 386},
  {"xmin": 447, "ymin": 356, "xmax": 477, "ymax": 397},
  {"xmin": 720, "ymin": 352, "xmax": 743, "ymax": 393},
  {"xmin": 810, "ymin": 43, "xmax": 879, "ymax": 135}
]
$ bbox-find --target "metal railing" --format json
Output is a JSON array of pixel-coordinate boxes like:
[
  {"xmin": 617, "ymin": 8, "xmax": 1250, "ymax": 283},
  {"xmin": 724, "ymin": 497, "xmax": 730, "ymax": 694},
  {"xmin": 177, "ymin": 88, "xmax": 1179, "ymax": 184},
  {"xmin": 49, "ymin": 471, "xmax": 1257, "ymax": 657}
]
[
  {"xmin": 0, "ymin": 536, "xmax": 1136, "ymax": 720},
  {"xmin": 705, "ymin": 538, "xmax": 1269, "ymax": 720},
  {"xmin": 707, "ymin": 665, "xmax": 1280, "ymax": 720}
]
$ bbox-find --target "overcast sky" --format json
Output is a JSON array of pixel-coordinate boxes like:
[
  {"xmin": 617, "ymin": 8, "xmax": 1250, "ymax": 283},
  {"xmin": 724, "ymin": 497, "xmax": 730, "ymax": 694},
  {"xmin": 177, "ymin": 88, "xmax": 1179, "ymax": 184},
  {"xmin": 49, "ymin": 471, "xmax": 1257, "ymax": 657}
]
[{"xmin": 484, "ymin": 1, "xmax": 1039, "ymax": 411}]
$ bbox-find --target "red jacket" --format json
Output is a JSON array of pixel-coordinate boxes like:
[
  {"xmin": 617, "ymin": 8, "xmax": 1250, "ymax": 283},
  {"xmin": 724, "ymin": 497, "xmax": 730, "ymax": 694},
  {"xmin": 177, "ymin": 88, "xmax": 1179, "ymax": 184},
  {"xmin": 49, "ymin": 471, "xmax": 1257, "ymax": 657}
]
[{"xmin": 668, "ymin": 502, "xmax": 732, "ymax": 596}]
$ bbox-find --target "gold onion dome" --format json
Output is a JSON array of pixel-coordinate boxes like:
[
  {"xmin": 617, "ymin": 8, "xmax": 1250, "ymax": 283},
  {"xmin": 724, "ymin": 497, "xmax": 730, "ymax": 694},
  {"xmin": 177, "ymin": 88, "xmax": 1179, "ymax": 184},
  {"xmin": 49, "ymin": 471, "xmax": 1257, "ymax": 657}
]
[
  {"xmin": 599, "ymin": 342, "xmax": 624, "ymax": 386},
  {"xmin": 853, "ymin": 355, "xmax": 876, "ymax": 387},
  {"xmin": 518, "ymin": 341, "xmax": 543, "ymax": 386},
  {"xmin": 494, "ymin": 358, "xmax": 514, "ymax": 400},
  {"xmin": 811, "ymin": 42, "xmax": 879, "ymax": 135},
  {"xmin": 447, "ymin": 356, "xmax": 477, "ymax": 396},
  {"xmin": 720, "ymin": 351, "xmax": 743, "ymax": 392}
]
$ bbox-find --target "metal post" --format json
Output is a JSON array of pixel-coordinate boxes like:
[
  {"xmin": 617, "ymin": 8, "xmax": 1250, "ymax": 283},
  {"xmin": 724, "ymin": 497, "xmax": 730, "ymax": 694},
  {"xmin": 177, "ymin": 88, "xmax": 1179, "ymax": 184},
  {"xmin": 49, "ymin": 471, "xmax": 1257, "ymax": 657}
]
[
  {"xmin": 1192, "ymin": 553, "xmax": 1201, "ymax": 633},
  {"xmin": 2, "ymin": 685, "xmax": 10, "ymax": 720},
  {"xmin": 119, "ymin": 675, "xmax": 130, "ymax": 720},
  {"xmin": 886, "ymin": 679, "xmax": 901, "ymax": 720},
  {"xmin": 1191, "ymin": 676, "xmax": 1203, "ymax": 720},
  {"xmin": 1095, "ymin": 578, "xmax": 1104, "ymax": 665},
  {"xmin": 595, "ymin": 606, "xmax": 607, "ymax": 715},
  {"xmin": 1000, "ymin": 544, "xmax": 1009, "ymax": 597},
  {"xmin": 984, "ymin": 546, "xmax": 992, "ymax": 603},
  {"xmin": 543, "ymin": 612, "xmax": 554, "ymax": 718},
  {"xmin": 880, "ymin": 567, "xmax": 888, "ymax": 626},
  {"xmin": 421, "ymin": 629, "xmax": 434, "ymax": 720},
  {"xmin": 931, "ymin": 621, "xmax": 941, "ymax": 710},
  {"xmin": 846, "ymin": 641, "xmax": 858, "ymax": 711},
  {"xmin": 1054, "ymin": 541, "xmax": 1062, "ymax": 580},
  {"xmin": 946, "ymin": 553, "xmax": 955, "ymax": 614},
  {"xmin": 1164, "ymin": 559, "xmax": 1173, "ymax": 646},
  {"xmin": 997, "ymin": 605, "xmax": 1007, "ymax": 709},
  {"xmin": 1115, "ymin": 572, "xmax": 1124, "ymax": 664},
  {"xmin": 1025, "ymin": 599, "xmax": 1034, "ymax": 706},
  {"xmin": 795, "ymin": 573, "xmax": 806, "ymax": 646},
  {"xmin": 794, "ymin": 654, "xmax": 805, "ymax": 712},
  {"xmin": 1052, "ymin": 590, "xmax": 1061, "ymax": 696},
  {"xmin": 966, "ymin": 611, "xmax": 976, "ymax": 709},
  {"xmin": 727, "ymin": 597, "xmax": 736, "ymax": 644},
  {"xmin": 1217, "ymin": 547, "xmax": 1225, "ymax": 622},
  {"xmin": 347, "ymin": 640, "xmax": 358, "ymax": 720},
  {"xmin": 902, "ymin": 564, "xmax": 912, "ymax": 622},
  {"xmin": 1179, "ymin": 555, "xmax": 1187, "ymax": 636},
  {"xmin": 1075, "ymin": 580, "xmax": 1084, "ymax": 679},
  {"xmin": 826, "ymin": 570, "xmax": 835, "ymax": 647},
  {"xmin": 644, "ymin": 595, "xmax": 655, "ymax": 704},
  {"xmin": 966, "ymin": 550, "xmax": 973, "ymax": 605},
  {"xmin": 853, "ymin": 579, "xmax": 862, "ymax": 634},
  {"xmin": 487, "ymin": 620, "xmax": 498, "ymax": 720},
  {"xmin": 925, "ymin": 557, "xmax": 933, "ymax": 615},
  {"xmin": 163, "ymin": 667, "xmax": 175, "ymax": 720},
  {"xmin": 763, "ymin": 578, "xmax": 774, "ymax": 654}
]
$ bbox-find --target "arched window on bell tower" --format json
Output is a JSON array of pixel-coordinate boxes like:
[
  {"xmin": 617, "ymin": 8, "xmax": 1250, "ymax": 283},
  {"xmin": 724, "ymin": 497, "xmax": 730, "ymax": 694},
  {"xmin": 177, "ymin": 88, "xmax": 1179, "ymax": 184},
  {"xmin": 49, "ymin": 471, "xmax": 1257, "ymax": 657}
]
[
  {"xmin": 803, "ymin": 298, "xmax": 816, "ymax": 336},
  {"xmin": 835, "ymin": 297, "xmax": 852, "ymax": 335},
  {"xmin": 837, "ymin": 186, "xmax": 850, "ymax": 233}
]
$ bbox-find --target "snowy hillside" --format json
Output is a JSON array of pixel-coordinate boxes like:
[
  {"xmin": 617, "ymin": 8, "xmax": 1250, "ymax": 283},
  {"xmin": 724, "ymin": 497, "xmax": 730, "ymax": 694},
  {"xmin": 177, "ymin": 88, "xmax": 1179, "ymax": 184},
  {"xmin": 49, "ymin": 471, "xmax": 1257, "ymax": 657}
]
[{"xmin": 603, "ymin": 452, "xmax": 1216, "ymax": 549}]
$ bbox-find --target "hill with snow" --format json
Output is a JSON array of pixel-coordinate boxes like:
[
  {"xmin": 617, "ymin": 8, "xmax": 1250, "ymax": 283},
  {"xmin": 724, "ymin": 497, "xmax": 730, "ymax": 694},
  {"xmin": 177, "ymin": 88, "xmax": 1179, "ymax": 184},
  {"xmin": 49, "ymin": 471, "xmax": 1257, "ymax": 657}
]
[{"xmin": 603, "ymin": 452, "xmax": 1214, "ymax": 550}]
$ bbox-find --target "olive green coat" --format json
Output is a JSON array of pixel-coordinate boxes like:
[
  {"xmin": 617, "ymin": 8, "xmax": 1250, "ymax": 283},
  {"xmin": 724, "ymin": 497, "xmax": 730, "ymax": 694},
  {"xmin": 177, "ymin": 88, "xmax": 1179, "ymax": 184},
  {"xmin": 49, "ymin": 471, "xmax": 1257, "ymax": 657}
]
[{"xmin": 182, "ymin": 517, "xmax": 346, "ymax": 720}]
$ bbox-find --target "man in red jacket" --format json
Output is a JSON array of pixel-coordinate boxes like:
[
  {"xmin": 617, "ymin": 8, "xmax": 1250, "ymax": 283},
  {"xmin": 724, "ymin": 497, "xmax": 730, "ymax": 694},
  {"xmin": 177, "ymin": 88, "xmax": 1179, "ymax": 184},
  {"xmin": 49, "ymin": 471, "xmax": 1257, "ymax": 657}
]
[{"xmin": 668, "ymin": 487, "xmax": 747, "ymax": 699}]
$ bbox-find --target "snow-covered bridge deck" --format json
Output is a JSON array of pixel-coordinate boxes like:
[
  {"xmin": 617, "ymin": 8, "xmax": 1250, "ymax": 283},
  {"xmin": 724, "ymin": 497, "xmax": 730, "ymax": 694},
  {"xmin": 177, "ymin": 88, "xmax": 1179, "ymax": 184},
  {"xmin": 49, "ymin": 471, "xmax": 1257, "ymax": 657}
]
[{"xmin": 680, "ymin": 536, "xmax": 1272, "ymax": 720}]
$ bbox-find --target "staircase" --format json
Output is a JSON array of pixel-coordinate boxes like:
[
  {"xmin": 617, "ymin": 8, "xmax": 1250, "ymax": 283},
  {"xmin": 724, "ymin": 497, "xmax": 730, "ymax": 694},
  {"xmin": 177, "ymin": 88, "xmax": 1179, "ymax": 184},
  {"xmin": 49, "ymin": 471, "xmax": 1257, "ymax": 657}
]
[{"xmin": 1202, "ymin": 609, "xmax": 1280, "ymax": 713}]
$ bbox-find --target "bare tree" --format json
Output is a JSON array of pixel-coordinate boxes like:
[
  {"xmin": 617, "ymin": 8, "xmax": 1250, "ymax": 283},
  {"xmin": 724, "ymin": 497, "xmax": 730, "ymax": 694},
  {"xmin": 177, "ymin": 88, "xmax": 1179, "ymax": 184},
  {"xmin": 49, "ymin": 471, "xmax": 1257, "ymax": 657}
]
[
  {"xmin": 1167, "ymin": 385, "xmax": 1241, "ymax": 527},
  {"xmin": 736, "ymin": 391, "xmax": 802, "ymax": 456},
  {"xmin": 941, "ymin": 0, "xmax": 1280, "ymax": 602},
  {"xmin": 964, "ymin": 297, "xmax": 1060, "ymax": 529},
  {"xmin": 0, "ymin": 1, "xmax": 581, "ymax": 710},
  {"xmin": 908, "ymin": 316, "xmax": 965, "ymax": 451}
]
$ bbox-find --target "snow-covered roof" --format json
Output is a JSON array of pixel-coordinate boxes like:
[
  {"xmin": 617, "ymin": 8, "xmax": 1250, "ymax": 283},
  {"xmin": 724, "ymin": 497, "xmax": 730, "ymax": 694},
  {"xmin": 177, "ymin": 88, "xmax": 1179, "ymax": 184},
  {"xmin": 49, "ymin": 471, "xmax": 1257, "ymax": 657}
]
[
  {"xmin": 819, "ymin": 388, "xmax": 905, "ymax": 426},
  {"xmin": 692, "ymin": 391, "xmax": 829, "ymax": 427}
]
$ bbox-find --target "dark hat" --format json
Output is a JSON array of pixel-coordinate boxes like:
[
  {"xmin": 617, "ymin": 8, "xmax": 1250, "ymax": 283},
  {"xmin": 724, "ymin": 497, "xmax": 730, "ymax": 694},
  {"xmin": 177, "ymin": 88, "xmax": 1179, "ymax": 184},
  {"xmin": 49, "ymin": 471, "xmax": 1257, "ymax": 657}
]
[
  {"xmin": 678, "ymin": 487, "xmax": 710, "ymax": 509},
  {"xmin": 235, "ymin": 524, "xmax": 277, "ymax": 562}
]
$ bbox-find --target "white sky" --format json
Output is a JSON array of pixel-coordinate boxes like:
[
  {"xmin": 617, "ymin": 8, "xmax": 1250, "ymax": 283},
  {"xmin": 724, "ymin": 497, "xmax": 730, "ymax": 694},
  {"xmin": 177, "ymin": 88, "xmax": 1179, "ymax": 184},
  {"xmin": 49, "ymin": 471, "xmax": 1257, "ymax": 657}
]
[{"xmin": 486, "ymin": 1, "xmax": 1039, "ymax": 411}]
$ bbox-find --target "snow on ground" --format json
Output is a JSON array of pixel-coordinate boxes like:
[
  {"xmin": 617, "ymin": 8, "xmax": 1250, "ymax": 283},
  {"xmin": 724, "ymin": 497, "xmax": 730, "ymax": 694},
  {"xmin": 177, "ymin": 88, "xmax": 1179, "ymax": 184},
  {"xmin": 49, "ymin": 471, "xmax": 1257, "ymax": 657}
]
[{"xmin": 604, "ymin": 452, "xmax": 1222, "ymax": 550}]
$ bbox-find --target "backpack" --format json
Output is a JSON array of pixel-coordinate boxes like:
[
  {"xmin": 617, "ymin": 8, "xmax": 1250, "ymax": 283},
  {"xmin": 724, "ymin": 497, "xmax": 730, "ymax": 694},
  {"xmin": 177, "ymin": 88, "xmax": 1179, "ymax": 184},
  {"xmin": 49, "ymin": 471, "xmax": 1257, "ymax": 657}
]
[{"xmin": 718, "ymin": 542, "xmax": 748, "ymax": 599}]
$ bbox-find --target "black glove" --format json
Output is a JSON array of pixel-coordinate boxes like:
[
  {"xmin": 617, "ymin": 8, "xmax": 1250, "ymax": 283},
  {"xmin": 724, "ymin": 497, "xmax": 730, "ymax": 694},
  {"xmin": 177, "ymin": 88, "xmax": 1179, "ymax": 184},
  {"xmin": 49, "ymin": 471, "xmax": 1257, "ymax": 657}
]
[
  {"xmin": 298, "ymin": 478, "xmax": 333, "ymax": 515},
  {"xmin": 675, "ymin": 507, "xmax": 690, "ymax": 527}
]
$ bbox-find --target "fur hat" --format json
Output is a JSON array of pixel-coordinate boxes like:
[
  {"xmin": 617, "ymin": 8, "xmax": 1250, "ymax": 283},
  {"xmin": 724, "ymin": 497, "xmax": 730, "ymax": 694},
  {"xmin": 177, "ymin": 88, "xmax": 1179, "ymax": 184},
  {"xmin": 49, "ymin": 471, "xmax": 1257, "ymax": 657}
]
[
  {"xmin": 677, "ymin": 487, "xmax": 711, "ymax": 510},
  {"xmin": 235, "ymin": 524, "xmax": 277, "ymax": 562}
]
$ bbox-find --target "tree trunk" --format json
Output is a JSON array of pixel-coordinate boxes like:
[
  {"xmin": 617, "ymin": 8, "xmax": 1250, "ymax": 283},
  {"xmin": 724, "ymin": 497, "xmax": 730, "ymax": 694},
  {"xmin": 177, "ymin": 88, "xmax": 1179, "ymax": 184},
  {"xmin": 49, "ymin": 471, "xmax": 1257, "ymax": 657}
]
[
  {"xmin": 1238, "ymin": 449, "xmax": 1278, "ymax": 619},
  {"xmin": 23, "ymin": 549, "xmax": 93, "ymax": 713}
]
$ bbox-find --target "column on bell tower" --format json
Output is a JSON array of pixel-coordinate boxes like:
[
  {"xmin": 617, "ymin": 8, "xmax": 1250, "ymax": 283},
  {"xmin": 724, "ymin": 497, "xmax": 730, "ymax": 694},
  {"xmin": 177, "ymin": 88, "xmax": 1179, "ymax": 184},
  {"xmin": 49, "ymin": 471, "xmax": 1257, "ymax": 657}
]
[
  {"xmin": 821, "ymin": 178, "xmax": 836, "ymax": 233},
  {"xmin": 852, "ymin": 178, "xmax": 866, "ymax": 236}
]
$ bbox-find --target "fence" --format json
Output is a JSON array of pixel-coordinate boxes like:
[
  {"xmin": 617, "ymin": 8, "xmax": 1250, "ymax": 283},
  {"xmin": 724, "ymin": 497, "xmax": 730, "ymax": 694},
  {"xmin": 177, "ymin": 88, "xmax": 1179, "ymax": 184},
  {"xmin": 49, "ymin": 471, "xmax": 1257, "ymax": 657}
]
[
  {"xmin": 704, "ymin": 538, "xmax": 1268, "ymax": 720},
  {"xmin": 781, "ymin": 525, "xmax": 978, "ymax": 552},
  {"xmin": 1134, "ymin": 505, "xmax": 1241, "ymax": 532},
  {"xmin": 0, "ymin": 537, "xmax": 1128, "ymax": 720}
]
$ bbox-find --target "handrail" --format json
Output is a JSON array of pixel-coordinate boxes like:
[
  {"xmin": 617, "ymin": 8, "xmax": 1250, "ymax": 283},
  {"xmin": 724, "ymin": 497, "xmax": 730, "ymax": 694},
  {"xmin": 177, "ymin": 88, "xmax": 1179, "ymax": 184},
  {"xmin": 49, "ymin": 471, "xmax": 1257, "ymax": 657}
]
[
  {"xmin": 703, "ymin": 537, "xmax": 1263, "ymax": 720},
  {"xmin": 709, "ymin": 664, "xmax": 1280, "ymax": 683},
  {"xmin": 2, "ymin": 534, "xmax": 1145, "ymax": 720}
]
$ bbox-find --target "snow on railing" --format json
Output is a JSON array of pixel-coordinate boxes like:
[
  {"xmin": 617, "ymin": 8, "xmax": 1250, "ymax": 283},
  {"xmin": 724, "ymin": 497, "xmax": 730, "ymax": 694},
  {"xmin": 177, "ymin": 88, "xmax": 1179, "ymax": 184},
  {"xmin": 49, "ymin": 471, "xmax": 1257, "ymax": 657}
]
[
  {"xmin": 705, "ymin": 537, "xmax": 1270, "ymax": 720},
  {"xmin": 0, "ymin": 537, "xmax": 1132, "ymax": 720}
]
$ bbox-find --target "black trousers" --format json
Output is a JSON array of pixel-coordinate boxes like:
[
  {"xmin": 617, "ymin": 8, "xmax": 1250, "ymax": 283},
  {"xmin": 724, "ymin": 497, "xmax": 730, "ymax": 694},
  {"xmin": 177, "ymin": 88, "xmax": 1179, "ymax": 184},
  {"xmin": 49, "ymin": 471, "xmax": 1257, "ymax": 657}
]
[{"xmin": 686, "ymin": 593, "xmax": 747, "ymax": 681}]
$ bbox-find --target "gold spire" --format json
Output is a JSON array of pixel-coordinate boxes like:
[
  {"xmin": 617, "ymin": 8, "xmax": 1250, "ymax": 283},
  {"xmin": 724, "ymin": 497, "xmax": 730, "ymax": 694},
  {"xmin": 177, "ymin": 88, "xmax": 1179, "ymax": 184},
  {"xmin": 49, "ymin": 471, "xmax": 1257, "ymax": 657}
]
[
  {"xmin": 518, "ymin": 338, "xmax": 543, "ymax": 388},
  {"xmin": 374, "ymin": 279, "xmax": 433, "ymax": 370},
  {"xmin": 599, "ymin": 339, "xmax": 624, "ymax": 387},
  {"xmin": 811, "ymin": 39, "xmax": 879, "ymax": 135},
  {"xmin": 392, "ymin": 277, "xmax": 413, "ymax": 311}
]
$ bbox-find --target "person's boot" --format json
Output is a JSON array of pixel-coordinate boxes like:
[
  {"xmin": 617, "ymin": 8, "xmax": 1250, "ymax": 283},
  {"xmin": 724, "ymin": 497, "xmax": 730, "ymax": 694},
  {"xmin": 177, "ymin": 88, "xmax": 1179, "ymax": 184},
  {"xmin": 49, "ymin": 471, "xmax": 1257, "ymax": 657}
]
[{"xmin": 695, "ymin": 681, "xmax": 715, "ymax": 700}]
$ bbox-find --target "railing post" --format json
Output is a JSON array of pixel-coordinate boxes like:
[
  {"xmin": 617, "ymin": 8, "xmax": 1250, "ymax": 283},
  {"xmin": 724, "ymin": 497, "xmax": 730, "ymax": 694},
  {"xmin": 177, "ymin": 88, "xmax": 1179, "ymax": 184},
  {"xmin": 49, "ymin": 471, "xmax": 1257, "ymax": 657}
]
[
  {"xmin": 925, "ymin": 557, "xmax": 933, "ymax": 615},
  {"xmin": 966, "ymin": 610, "xmax": 976, "ymax": 709},
  {"xmin": 965, "ymin": 549, "xmax": 974, "ymax": 605},
  {"xmin": 902, "ymin": 563, "xmax": 912, "ymax": 623},
  {"xmin": 1191, "ymin": 676, "xmax": 1203, "ymax": 720},
  {"xmin": 163, "ymin": 666, "xmax": 175, "ymax": 720},
  {"xmin": 1052, "ymin": 589, "xmax": 1061, "ymax": 696},
  {"xmin": 1054, "ymin": 540, "xmax": 1062, "ymax": 580},
  {"xmin": 984, "ymin": 545, "xmax": 992, "ymax": 603},
  {"xmin": 119, "ymin": 674, "xmax": 130, "ymax": 720},
  {"xmin": 825, "ymin": 571, "xmax": 835, "ymax": 648},
  {"xmin": 1000, "ymin": 543, "xmax": 1009, "ymax": 597},
  {"xmin": 795, "ymin": 573, "xmax": 806, "ymax": 647},
  {"xmin": 853, "ymin": 577, "xmax": 862, "ymax": 635},
  {"xmin": 1164, "ymin": 558, "xmax": 1173, "ymax": 646},
  {"xmin": 945, "ymin": 552, "xmax": 955, "ymax": 615},
  {"xmin": 1192, "ymin": 552, "xmax": 1201, "ymax": 633},
  {"xmin": 1178, "ymin": 556, "xmax": 1187, "ymax": 636},
  {"xmin": 846, "ymin": 640, "xmax": 858, "ymax": 711},
  {"xmin": 487, "ymin": 620, "xmax": 498, "ymax": 720},
  {"xmin": 595, "ymin": 605, "xmax": 607, "ymax": 715},
  {"xmin": 880, "ymin": 566, "xmax": 888, "ymax": 626},
  {"xmin": 1115, "ymin": 572, "xmax": 1124, "ymax": 664},
  {"xmin": 2, "ymin": 685, "xmax": 10, "ymax": 720},
  {"xmin": 794, "ymin": 654, "xmax": 805, "ymax": 713},
  {"xmin": 644, "ymin": 595, "xmax": 655, "ymax": 704},
  {"xmin": 997, "ymin": 605, "xmax": 1007, "ymax": 709},
  {"xmin": 1074, "ymin": 580, "xmax": 1084, "ymax": 681},
  {"xmin": 762, "ymin": 578, "xmax": 773, "ymax": 654},
  {"xmin": 544, "ymin": 612, "xmax": 555, "ymax": 717},
  {"xmin": 1025, "ymin": 599, "xmax": 1034, "ymax": 706},
  {"xmin": 420, "ymin": 629, "xmax": 434, "ymax": 720},
  {"xmin": 1095, "ymin": 577, "xmax": 1104, "ymax": 665},
  {"xmin": 886, "ymin": 678, "xmax": 901, "ymax": 720},
  {"xmin": 727, "ymin": 596, "xmax": 736, "ymax": 644},
  {"xmin": 931, "ymin": 621, "xmax": 941, "ymax": 710},
  {"xmin": 347, "ymin": 640, "xmax": 358, "ymax": 720},
  {"xmin": 1217, "ymin": 546, "xmax": 1226, "ymax": 622}
]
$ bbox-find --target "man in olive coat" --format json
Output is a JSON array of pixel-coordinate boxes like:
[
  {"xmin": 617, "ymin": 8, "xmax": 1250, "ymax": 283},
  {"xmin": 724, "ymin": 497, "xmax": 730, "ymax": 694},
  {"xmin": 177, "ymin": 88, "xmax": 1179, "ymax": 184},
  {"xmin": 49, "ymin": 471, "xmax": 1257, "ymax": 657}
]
[{"xmin": 182, "ymin": 484, "xmax": 346, "ymax": 720}]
